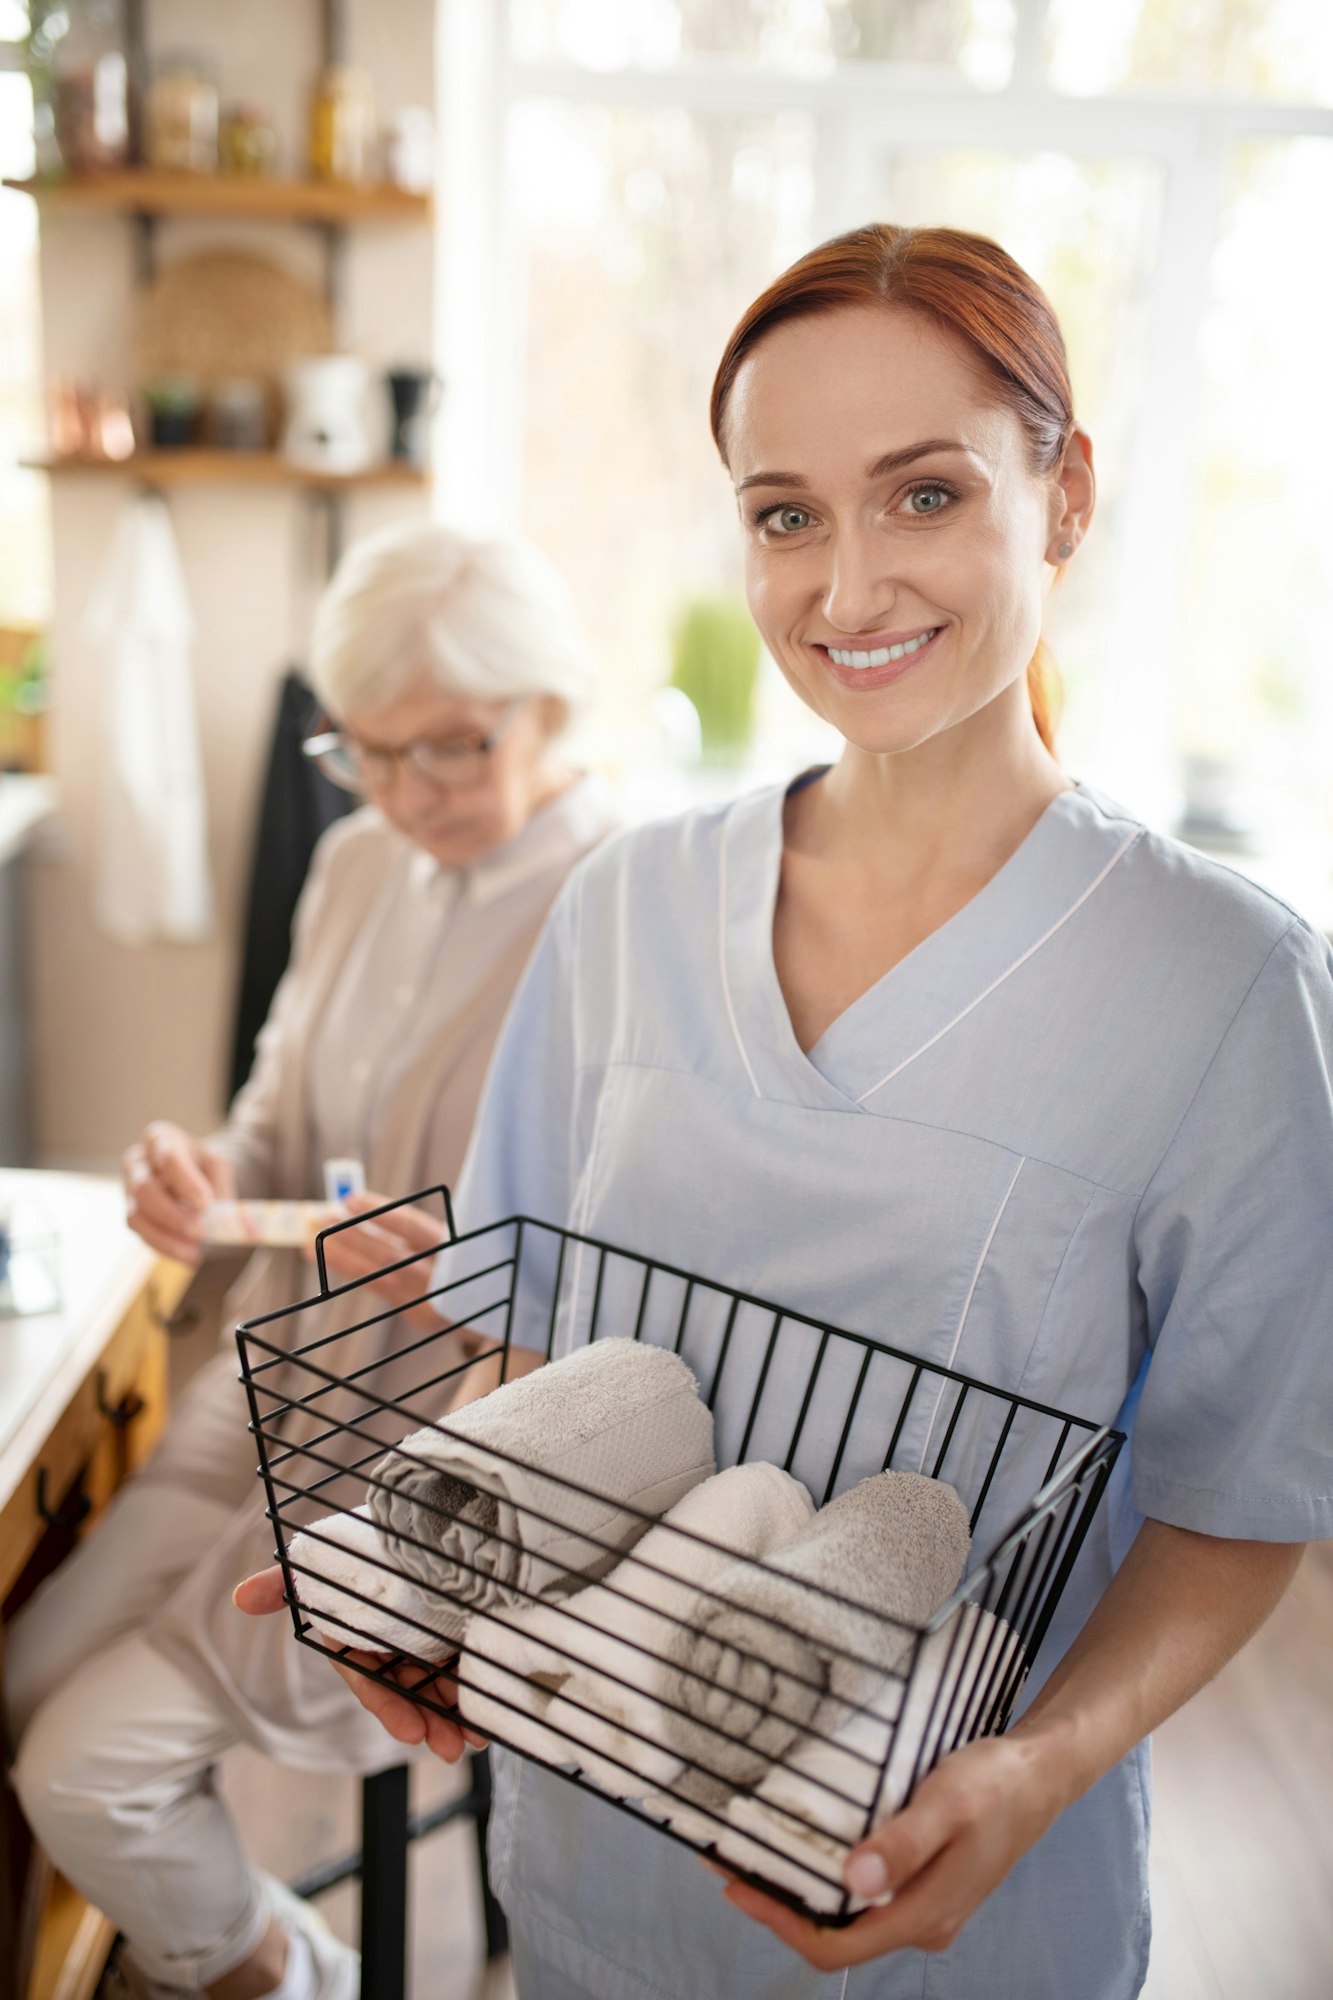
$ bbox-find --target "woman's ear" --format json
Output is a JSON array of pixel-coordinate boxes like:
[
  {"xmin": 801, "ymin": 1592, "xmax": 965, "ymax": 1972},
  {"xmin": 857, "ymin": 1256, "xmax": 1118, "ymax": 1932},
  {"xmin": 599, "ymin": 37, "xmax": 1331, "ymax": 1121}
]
[{"xmin": 1047, "ymin": 425, "xmax": 1096, "ymax": 566}]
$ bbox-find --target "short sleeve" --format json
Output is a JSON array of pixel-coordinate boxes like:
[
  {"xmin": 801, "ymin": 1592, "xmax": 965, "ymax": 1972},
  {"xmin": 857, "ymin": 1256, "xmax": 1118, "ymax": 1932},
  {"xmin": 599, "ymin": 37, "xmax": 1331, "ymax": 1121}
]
[
  {"xmin": 1131, "ymin": 918, "xmax": 1333, "ymax": 1541},
  {"xmin": 451, "ymin": 860, "xmax": 587, "ymax": 1232}
]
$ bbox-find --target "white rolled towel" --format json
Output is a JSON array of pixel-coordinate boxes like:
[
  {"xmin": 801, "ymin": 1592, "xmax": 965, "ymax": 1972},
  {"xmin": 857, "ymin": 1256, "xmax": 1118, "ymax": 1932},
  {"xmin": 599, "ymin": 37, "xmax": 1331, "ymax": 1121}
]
[
  {"xmin": 659, "ymin": 1471, "xmax": 971, "ymax": 1791},
  {"xmin": 457, "ymin": 1461, "xmax": 815, "ymax": 1795},
  {"xmin": 717, "ymin": 1603, "xmax": 1023, "ymax": 1914},
  {"xmin": 287, "ymin": 1506, "xmax": 455, "ymax": 1661},
  {"xmin": 367, "ymin": 1340, "xmax": 717, "ymax": 1643}
]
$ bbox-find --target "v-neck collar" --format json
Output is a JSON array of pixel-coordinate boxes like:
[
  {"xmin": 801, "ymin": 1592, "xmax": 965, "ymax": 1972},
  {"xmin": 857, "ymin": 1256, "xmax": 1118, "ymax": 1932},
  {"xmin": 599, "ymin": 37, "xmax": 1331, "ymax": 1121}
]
[{"xmin": 719, "ymin": 779, "xmax": 1143, "ymax": 1110}]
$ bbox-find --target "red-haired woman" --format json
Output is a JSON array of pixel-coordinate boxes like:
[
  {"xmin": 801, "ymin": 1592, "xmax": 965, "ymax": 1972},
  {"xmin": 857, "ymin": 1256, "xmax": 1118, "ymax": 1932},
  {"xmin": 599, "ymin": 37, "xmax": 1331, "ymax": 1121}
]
[{"xmin": 241, "ymin": 225, "xmax": 1332, "ymax": 1999}]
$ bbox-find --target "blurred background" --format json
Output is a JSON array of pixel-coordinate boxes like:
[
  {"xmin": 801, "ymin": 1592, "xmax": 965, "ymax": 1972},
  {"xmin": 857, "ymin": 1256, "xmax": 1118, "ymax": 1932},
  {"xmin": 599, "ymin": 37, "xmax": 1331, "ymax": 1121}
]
[
  {"xmin": 1, "ymin": 0, "xmax": 1332, "ymax": 1168},
  {"xmin": 0, "ymin": 9, "xmax": 1329, "ymax": 1998}
]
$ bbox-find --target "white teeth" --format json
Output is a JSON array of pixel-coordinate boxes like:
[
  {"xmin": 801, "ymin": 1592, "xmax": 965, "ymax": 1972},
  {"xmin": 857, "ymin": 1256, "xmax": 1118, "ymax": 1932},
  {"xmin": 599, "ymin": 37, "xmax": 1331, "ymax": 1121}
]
[{"xmin": 827, "ymin": 629, "xmax": 939, "ymax": 670}]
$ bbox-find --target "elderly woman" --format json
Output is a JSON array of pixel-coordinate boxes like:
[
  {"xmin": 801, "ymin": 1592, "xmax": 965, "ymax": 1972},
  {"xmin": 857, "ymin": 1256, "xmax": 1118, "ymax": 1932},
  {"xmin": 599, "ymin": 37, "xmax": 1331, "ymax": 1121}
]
[{"xmin": 5, "ymin": 522, "xmax": 614, "ymax": 2000}]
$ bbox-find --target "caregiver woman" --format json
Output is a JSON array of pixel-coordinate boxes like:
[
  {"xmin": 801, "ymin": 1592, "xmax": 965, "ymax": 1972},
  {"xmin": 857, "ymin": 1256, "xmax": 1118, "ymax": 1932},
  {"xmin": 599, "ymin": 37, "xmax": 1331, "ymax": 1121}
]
[
  {"xmin": 6, "ymin": 521, "xmax": 612, "ymax": 2000},
  {"xmin": 243, "ymin": 226, "xmax": 1333, "ymax": 2000}
]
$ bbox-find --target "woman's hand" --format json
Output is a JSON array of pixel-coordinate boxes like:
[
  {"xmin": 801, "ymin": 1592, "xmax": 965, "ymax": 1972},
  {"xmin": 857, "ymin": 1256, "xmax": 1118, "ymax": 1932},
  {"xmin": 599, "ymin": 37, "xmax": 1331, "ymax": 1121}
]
[
  {"xmin": 712, "ymin": 1732, "xmax": 1067, "ymax": 1970},
  {"xmin": 314, "ymin": 1193, "xmax": 450, "ymax": 1327},
  {"xmin": 122, "ymin": 1120, "xmax": 235, "ymax": 1264},
  {"xmin": 716, "ymin": 1522, "xmax": 1304, "ymax": 1969},
  {"xmin": 233, "ymin": 1563, "xmax": 486, "ymax": 1763}
]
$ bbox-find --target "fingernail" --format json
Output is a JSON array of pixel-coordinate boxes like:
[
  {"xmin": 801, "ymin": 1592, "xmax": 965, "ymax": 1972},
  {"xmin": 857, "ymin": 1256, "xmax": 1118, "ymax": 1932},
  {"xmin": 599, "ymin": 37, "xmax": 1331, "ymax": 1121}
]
[{"xmin": 845, "ymin": 1850, "xmax": 889, "ymax": 1898}]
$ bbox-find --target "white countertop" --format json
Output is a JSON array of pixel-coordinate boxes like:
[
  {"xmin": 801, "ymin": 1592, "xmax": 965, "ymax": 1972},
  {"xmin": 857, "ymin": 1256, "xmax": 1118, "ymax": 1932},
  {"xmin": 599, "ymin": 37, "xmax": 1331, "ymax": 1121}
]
[
  {"xmin": 0, "ymin": 1169, "xmax": 153, "ymax": 1501},
  {"xmin": 0, "ymin": 773, "xmax": 58, "ymax": 869}
]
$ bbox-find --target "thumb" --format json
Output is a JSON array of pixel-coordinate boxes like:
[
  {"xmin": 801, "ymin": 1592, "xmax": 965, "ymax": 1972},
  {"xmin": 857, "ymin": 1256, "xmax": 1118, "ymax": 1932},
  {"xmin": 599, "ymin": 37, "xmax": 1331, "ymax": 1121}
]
[{"xmin": 233, "ymin": 1565, "xmax": 288, "ymax": 1617}]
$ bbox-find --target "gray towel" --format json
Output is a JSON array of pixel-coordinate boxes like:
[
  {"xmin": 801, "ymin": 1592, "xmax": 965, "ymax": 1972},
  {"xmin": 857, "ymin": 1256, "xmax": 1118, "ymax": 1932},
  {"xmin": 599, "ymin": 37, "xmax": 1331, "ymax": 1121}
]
[
  {"xmin": 659, "ymin": 1471, "xmax": 970, "ymax": 1788},
  {"xmin": 367, "ymin": 1339, "xmax": 716, "ymax": 1643}
]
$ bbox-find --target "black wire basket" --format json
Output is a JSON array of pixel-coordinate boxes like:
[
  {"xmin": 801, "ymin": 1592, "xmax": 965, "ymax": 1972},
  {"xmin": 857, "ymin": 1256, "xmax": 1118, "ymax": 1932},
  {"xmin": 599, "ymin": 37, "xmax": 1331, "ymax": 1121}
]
[{"xmin": 237, "ymin": 1187, "xmax": 1123, "ymax": 1927}]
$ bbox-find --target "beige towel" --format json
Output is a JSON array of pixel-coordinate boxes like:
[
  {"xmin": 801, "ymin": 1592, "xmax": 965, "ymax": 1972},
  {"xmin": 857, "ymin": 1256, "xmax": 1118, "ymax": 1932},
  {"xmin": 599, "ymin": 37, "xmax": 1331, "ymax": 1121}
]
[
  {"xmin": 718, "ymin": 1603, "xmax": 1022, "ymax": 1914},
  {"xmin": 457, "ymin": 1462, "xmax": 814, "ymax": 1794},
  {"xmin": 659, "ymin": 1471, "xmax": 971, "ymax": 1789},
  {"xmin": 287, "ymin": 1505, "xmax": 454, "ymax": 1661},
  {"xmin": 368, "ymin": 1340, "xmax": 716, "ymax": 1643}
]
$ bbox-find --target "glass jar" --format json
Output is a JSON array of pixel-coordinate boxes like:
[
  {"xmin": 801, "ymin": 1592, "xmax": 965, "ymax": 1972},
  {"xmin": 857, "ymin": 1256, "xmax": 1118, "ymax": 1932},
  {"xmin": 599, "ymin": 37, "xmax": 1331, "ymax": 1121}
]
[
  {"xmin": 209, "ymin": 377, "xmax": 268, "ymax": 451},
  {"xmin": 310, "ymin": 65, "xmax": 377, "ymax": 185},
  {"xmin": 51, "ymin": 0, "xmax": 130, "ymax": 177},
  {"xmin": 147, "ymin": 55, "xmax": 219, "ymax": 174},
  {"xmin": 220, "ymin": 103, "xmax": 278, "ymax": 178}
]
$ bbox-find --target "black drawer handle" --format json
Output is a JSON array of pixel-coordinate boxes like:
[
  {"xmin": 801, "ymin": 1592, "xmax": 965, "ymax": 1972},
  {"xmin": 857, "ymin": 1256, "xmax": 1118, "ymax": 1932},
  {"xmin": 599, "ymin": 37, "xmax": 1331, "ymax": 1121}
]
[
  {"xmin": 97, "ymin": 1371, "xmax": 146, "ymax": 1429},
  {"xmin": 35, "ymin": 1467, "xmax": 91, "ymax": 1531}
]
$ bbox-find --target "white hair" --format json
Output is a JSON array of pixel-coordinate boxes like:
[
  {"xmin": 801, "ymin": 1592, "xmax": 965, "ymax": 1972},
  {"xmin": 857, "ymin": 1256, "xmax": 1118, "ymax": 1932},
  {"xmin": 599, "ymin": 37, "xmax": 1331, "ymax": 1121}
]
[{"xmin": 308, "ymin": 521, "xmax": 594, "ymax": 721}]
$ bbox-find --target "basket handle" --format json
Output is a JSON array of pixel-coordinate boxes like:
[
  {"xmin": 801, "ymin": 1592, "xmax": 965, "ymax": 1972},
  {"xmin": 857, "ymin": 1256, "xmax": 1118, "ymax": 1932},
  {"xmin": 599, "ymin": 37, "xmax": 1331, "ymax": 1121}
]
[{"xmin": 313, "ymin": 1184, "xmax": 457, "ymax": 1296}]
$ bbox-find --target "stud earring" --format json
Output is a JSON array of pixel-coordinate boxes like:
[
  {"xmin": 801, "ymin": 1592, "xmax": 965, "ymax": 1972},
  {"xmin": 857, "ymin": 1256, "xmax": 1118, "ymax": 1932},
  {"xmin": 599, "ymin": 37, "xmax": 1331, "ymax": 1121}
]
[{"xmin": 1057, "ymin": 542, "xmax": 1073, "ymax": 561}]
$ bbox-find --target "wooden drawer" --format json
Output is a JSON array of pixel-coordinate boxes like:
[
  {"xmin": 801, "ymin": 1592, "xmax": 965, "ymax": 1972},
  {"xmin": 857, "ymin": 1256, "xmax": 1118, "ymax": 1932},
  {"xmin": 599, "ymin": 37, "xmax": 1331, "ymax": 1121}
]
[{"xmin": 0, "ymin": 1267, "xmax": 182, "ymax": 1602}]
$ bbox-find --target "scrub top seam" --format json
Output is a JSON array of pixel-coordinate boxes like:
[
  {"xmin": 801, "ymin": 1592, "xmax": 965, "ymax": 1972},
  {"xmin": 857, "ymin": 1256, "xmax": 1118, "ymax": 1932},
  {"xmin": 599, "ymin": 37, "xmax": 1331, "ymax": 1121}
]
[
  {"xmin": 917, "ymin": 1155, "xmax": 1027, "ymax": 1472},
  {"xmin": 854, "ymin": 828, "xmax": 1143, "ymax": 1104},
  {"xmin": 718, "ymin": 801, "xmax": 763, "ymax": 1098},
  {"xmin": 1128, "ymin": 917, "xmax": 1304, "ymax": 1237},
  {"xmin": 579, "ymin": 1055, "xmax": 1145, "ymax": 1199}
]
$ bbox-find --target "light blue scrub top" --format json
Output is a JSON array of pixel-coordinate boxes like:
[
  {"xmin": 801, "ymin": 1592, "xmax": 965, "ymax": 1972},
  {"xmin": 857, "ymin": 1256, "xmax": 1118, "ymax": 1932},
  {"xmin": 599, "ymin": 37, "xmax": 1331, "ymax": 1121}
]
[{"xmin": 451, "ymin": 781, "xmax": 1333, "ymax": 2000}]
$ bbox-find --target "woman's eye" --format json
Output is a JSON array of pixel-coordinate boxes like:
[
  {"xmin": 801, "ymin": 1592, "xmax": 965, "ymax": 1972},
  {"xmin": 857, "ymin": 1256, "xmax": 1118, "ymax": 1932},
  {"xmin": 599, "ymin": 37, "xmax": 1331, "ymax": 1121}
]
[
  {"xmin": 758, "ymin": 504, "xmax": 812, "ymax": 536},
  {"xmin": 901, "ymin": 483, "xmax": 955, "ymax": 517}
]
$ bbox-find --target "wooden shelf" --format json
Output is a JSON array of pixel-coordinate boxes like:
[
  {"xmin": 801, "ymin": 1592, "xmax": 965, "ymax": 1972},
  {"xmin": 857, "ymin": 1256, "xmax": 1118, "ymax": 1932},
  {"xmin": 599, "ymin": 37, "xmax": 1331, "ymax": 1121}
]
[
  {"xmin": 2, "ymin": 169, "xmax": 431, "ymax": 225},
  {"xmin": 22, "ymin": 450, "xmax": 427, "ymax": 489}
]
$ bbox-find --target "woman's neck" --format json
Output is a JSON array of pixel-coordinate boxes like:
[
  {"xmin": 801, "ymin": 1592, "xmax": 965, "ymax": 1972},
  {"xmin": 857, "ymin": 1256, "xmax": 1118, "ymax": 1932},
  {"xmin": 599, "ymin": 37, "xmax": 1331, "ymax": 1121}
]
[{"xmin": 789, "ymin": 685, "xmax": 1070, "ymax": 891}]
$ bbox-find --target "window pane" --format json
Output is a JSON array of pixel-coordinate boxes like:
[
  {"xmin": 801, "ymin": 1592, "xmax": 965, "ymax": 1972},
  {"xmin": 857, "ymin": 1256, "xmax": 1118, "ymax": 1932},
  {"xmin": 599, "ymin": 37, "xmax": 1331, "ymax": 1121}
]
[
  {"xmin": 1046, "ymin": 0, "xmax": 1333, "ymax": 105},
  {"xmin": 1176, "ymin": 137, "xmax": 1333, "ymax": 851},
  {"xmin": 508, "ymin": 100, "xmax": 817, "ymax": 761},
  {"xmin": 512, "ymin": 0, "xmax": 1016, "ymax": 86},
  {"xmin": 863, "ymin": 150, "xmax": 1165, "ymax": 776},
  {"xmin": 0, "ymin": 72, "xmax": 50, "ymax": 625}
]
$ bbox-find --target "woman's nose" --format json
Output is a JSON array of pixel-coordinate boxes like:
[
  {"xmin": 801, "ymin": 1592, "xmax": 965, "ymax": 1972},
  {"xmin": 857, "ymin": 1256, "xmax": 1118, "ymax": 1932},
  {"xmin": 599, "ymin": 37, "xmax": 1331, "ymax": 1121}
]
[{"xmin": 821, "ymin": 529, "xmax": 896, "ymax": 635}]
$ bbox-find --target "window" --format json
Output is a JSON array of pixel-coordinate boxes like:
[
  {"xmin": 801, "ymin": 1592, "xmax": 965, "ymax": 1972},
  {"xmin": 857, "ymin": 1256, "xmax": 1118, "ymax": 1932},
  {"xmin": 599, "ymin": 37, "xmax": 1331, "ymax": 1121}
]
[
  {"xmin": 442, "ymin": 1, "xmax": 1332, "ymax": 886},
  {"xmin": 0, "ymin": 26, "xmax": 50, "ymax": 624}
]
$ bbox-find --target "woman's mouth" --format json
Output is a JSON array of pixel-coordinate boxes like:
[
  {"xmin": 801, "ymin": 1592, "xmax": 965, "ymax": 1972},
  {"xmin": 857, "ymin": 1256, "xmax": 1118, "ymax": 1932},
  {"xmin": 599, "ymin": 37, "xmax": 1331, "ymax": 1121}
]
[{"xmin": 816, "ymin": 625, "xmax": 945, "ymax": 689}]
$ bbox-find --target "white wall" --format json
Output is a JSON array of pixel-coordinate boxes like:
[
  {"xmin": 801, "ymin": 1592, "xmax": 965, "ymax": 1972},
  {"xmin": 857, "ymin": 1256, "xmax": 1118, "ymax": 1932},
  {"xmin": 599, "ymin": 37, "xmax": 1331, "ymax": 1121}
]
[{"xmin": 29, "ymin": 0, "xmax": 436, "ymax": 1167}]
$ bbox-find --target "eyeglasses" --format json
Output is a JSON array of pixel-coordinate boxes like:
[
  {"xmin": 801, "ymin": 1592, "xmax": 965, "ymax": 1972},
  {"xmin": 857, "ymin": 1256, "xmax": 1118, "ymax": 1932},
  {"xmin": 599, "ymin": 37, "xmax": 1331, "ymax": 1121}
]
[{"xmin": 302, "ymin": 701, "xmax": 523, "ymax": 795}]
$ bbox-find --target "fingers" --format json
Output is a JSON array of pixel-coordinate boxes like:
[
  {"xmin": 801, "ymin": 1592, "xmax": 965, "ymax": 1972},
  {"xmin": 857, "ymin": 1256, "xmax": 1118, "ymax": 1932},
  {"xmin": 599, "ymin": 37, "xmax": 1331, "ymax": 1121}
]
[
  {"xmin": 122, "ymin": 1127, "xmax": 211, "ymax": 1263},
  {"xmin": 143, "ymin": 1121, "xmax": 215, "ymax": 1208},
  {"xmin": 232, "ymin": 1566, "xmax": 288, "ymax": 1616},
  {"xmin": 346, "ymin": 1193, "xmax": 449, "ymax": 1253}
]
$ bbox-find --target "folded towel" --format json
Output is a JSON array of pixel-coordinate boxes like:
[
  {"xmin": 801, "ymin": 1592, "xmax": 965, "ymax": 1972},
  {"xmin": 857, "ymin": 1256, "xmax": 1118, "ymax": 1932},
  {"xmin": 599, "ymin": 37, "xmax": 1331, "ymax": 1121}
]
[
  {"xmin": 717, "ymin": 1603, "xmax": 1022, "ymax": 1914},
  {"xmin": 368, "ymin": 1339, "xmax": 716, "ymax": 1644},
  {"xmin": 641, "ymin": 1769, "xmax": 737, "ymax": 1846},
  {"xmin": 659, "ymin": 1471, "xmax": 971, "ymax": 1789},
  {"xmin": 287, "ymin": 1506, "xmax": 455, "ymax": 1661},
  {"xmin": 457, "ymin": 1461, "xmax": 815, "ymax": 1794}
]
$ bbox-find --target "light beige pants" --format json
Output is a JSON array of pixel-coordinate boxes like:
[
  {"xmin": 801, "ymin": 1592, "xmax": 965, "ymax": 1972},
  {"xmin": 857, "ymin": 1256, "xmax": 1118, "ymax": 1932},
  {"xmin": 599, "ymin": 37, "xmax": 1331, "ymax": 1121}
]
[{"xmin": 6, "ymin": 1479, "xmax": 273, "ymax": 1990}]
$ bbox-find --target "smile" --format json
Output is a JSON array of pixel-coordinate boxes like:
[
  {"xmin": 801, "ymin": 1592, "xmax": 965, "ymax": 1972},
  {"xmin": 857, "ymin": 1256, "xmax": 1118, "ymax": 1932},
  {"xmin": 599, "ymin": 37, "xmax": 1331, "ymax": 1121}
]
[{"xmin": 826, "ymin": 628, "xmax": 941, "ymax": 669}]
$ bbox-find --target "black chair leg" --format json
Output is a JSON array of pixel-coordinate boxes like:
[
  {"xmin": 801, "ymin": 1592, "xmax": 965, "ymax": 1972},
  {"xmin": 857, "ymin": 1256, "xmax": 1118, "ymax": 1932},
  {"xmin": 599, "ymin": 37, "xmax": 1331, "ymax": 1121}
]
[
  {"xmin": 360, "ymin": 1765, "xmax": 409, "ymax": 2000},
  {"xmin": 467, "ymin": 1750, "xmax": 509, "ymax": 1962}
]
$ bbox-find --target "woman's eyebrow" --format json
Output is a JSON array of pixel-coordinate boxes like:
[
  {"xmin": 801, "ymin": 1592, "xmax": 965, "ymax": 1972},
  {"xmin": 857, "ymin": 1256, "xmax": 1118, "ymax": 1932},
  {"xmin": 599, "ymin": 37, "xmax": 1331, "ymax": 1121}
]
[{"xmin": 736, "ymin": 438, "xmax": 969, "ymax": 493}]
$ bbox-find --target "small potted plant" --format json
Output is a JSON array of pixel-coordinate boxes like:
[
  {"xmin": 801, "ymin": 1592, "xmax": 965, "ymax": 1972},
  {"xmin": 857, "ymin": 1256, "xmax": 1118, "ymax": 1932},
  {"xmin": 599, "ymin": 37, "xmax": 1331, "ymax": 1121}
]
[{"xmin": 141, "ymin": 372, "xmax": 203, "ymax": 448}]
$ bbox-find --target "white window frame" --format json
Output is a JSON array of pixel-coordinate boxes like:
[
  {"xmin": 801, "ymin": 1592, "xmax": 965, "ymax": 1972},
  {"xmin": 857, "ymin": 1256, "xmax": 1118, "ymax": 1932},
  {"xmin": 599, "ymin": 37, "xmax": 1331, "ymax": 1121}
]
[{"xmin": 436, "ymin": 0, "xmax": 1333, "ymax": 817}]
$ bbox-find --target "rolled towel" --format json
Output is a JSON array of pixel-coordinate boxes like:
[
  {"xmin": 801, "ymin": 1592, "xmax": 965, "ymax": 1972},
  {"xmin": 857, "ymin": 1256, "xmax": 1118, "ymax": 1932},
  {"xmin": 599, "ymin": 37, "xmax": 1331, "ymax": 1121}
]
[
  {"xmin": 718, "ymin": 1603, "xmax": 1022, "ymax": 1915},
  {"xmin": 457, "ymin": 1461, "xmax": 815, "ymax": 1795},
  {"xmin": 641, "ymin": 1769, "xmax": 737, "ymax": 1847},
  {"xmin": 368, "ymin": 1340, "xmax": 716, "ymax": 1644},
  {"xmin": 287, "ymin": 1506, "xmax": 455, "ymax": 1661},
  {"xmin": 659, "ymin": 1471, "xmax": 971, "ymax": 1790}
]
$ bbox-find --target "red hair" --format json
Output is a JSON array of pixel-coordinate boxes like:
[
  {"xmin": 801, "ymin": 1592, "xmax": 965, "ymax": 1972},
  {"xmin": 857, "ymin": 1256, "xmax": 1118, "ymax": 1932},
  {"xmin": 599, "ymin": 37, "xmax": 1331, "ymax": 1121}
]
[{"xmin": 710, "ymin": 223, "xmax": 1074, "ymax": 752}]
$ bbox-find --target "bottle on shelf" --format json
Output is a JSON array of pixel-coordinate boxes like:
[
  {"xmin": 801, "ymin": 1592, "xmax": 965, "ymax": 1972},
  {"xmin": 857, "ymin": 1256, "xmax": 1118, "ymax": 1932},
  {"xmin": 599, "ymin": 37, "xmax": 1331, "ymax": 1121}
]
[
  {"xmin": 310, "ymin": 65, "xmax": 377, "ymax": 185},
  {"xmin": 146, "ymin": 54, "xmax": 220, "ymax": 174},
  {"xmin": 50, "ymin": 0, "xmax": 131, "ymax": 177}
]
